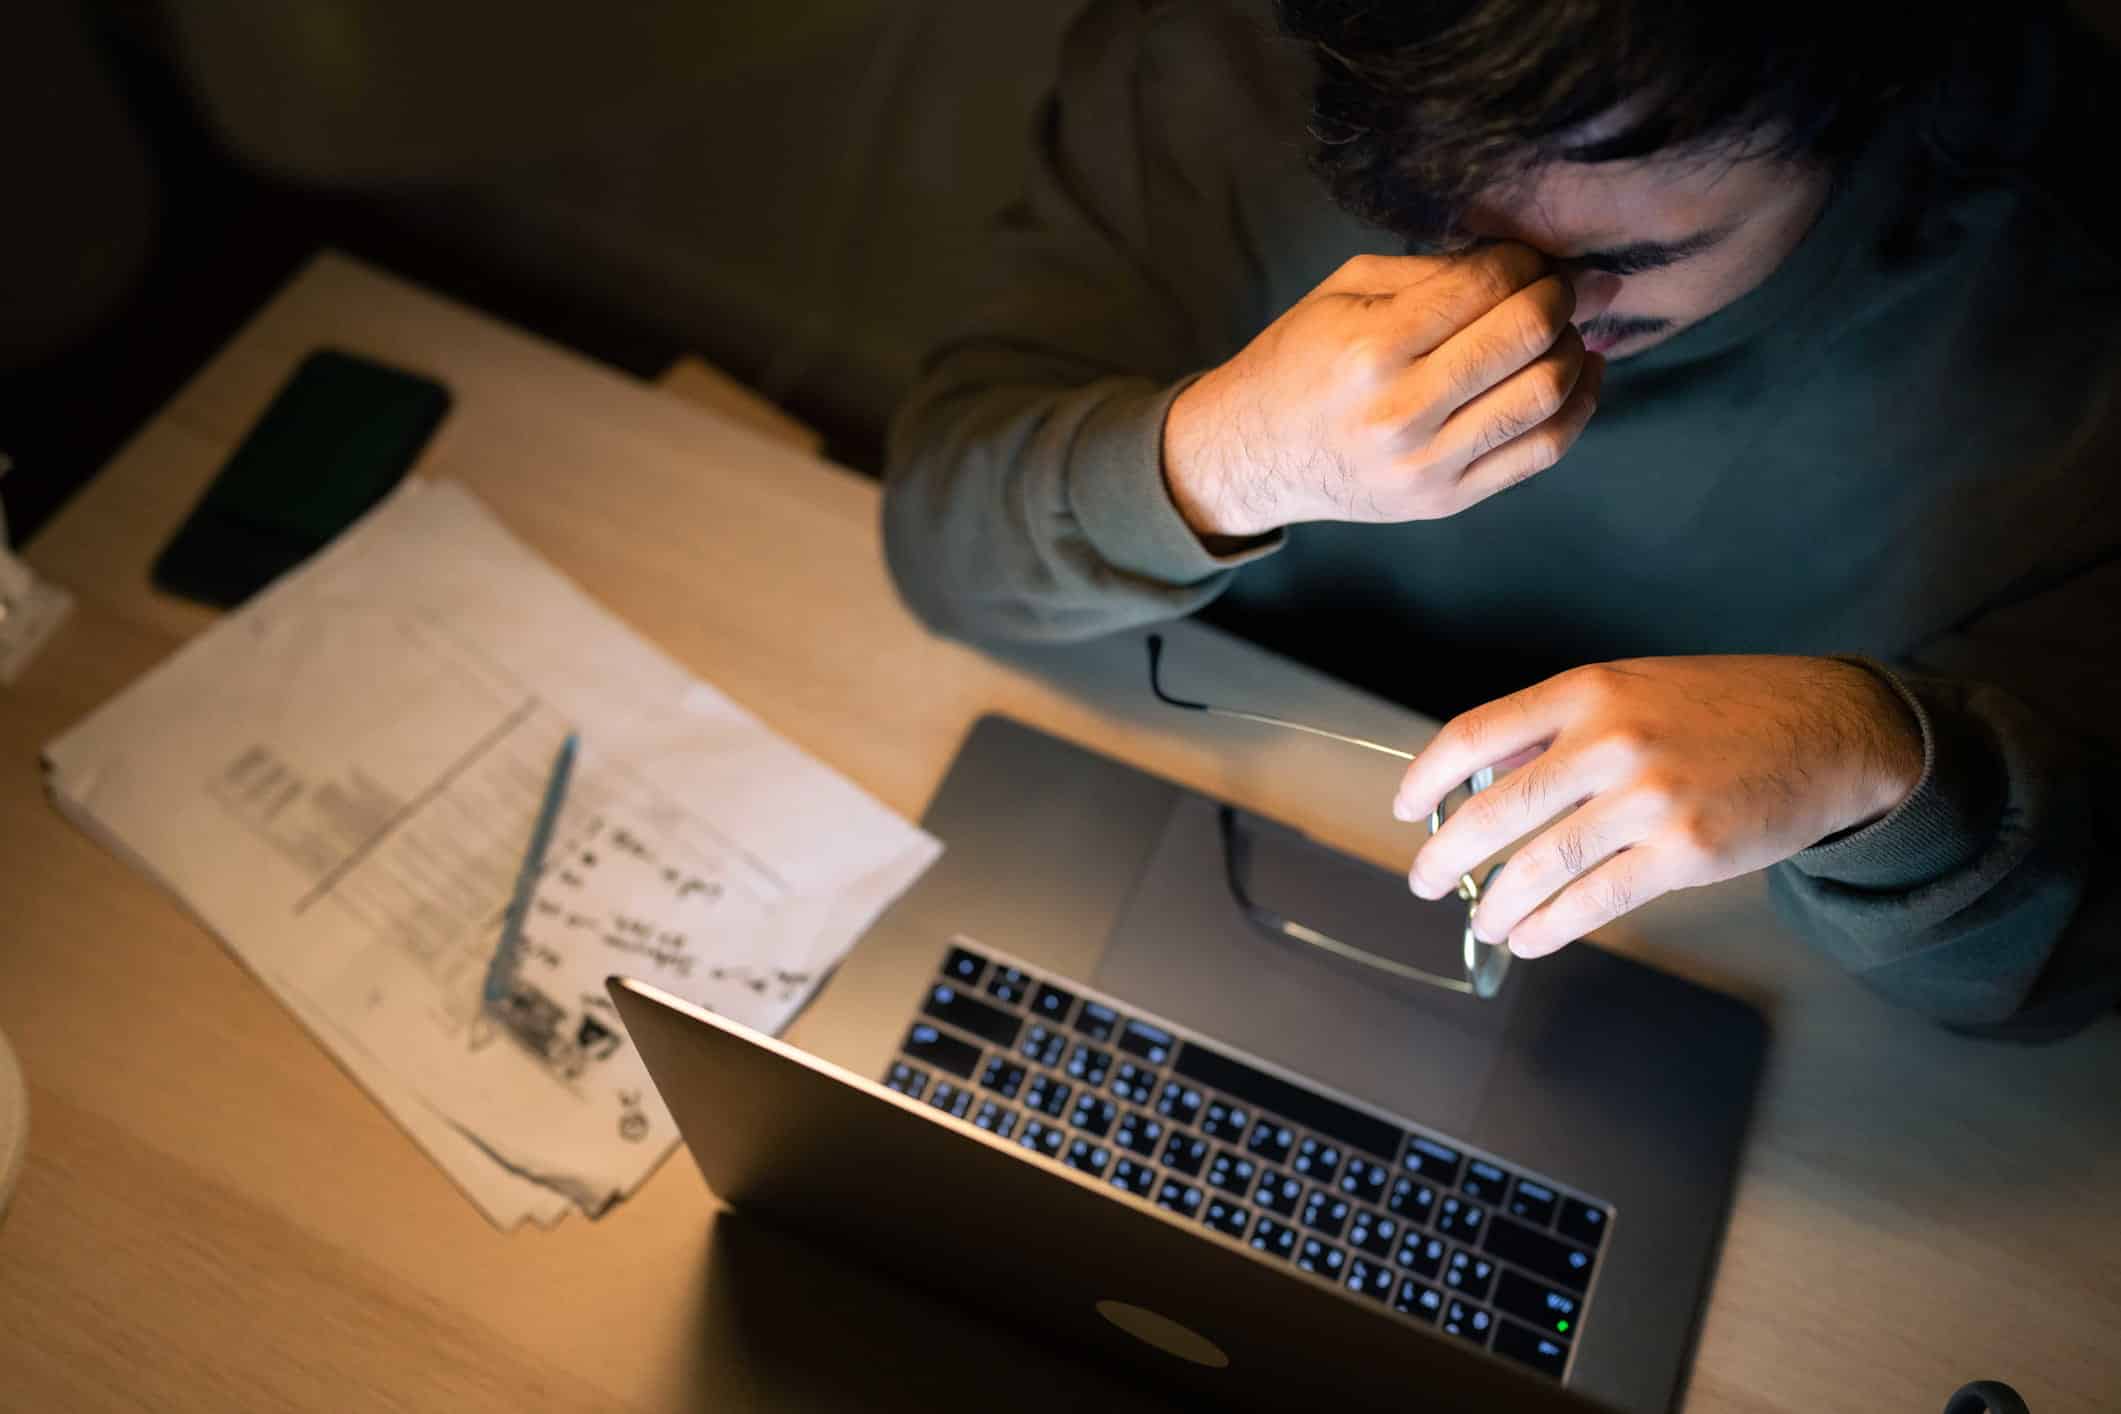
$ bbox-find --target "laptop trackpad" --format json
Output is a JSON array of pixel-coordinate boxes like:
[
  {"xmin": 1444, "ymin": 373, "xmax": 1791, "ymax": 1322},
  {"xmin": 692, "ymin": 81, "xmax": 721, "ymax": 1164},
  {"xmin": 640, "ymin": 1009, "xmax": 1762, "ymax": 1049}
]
[{"xmin": 1091, "ymin": 795, "xmax": 1508, "ymax": 1142}]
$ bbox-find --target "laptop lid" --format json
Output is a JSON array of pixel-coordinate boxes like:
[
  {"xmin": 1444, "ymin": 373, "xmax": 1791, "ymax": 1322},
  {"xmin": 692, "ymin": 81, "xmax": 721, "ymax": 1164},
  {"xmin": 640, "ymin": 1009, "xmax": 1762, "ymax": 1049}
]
[{"xmin": 610, "ymin": 975, "xmax": 1615, "ymax": 1413}]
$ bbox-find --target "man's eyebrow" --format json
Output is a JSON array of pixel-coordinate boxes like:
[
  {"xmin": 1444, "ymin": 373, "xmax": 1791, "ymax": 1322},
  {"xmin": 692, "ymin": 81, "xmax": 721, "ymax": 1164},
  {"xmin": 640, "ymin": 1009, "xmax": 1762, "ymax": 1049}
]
[{"xmin": 1567, "ymin": 224, "xmax": 1736, "ymax": 275}]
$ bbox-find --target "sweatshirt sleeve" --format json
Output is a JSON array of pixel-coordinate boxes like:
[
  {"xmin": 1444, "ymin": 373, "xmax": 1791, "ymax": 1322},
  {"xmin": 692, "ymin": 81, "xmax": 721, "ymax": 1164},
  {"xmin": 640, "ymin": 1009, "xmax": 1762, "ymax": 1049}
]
[
  {"xmin": 881, "ymin": 0, "xmax": 1292, "ymax": 646},
  {"xmin": 1767, "ymin": 554, "xmax": 2121, "ymax": 1042}
]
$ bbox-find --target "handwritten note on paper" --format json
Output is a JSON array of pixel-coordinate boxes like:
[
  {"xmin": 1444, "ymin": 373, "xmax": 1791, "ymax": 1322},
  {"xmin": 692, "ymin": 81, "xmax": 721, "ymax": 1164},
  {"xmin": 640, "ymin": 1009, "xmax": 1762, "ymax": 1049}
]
[{"xmin": 45, "ymin": 481, "xmax": 941, "ymax": 1224}]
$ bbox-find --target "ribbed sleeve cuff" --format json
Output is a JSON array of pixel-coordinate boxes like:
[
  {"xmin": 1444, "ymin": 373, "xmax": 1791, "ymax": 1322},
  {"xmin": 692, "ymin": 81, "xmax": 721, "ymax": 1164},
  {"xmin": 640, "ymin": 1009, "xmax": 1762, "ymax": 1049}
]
[
  {"xmin": 1789, "ymin": 656, "xmax": 2008, "ymax": 891},
  {"xmin": 1066, "ymin": 377, "xmax": 1283, "ymax": 585}
]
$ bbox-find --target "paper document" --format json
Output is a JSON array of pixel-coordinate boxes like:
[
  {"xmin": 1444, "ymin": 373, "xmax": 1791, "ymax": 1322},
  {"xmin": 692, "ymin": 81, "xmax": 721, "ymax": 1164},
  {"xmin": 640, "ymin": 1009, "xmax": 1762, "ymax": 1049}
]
[{"xmin": 44, "ymin": 481, "xmax": 940, "ymax": 1226}]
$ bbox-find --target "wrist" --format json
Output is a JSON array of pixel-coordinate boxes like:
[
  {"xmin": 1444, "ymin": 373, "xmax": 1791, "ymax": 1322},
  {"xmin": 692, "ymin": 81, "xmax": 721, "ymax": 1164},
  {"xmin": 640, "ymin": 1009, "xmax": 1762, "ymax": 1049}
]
[
  {"xmin": 1833, "ymin": 657, "xmax": 1925, "ymax": 828},
  {"xmin": 1162, "ymin": 373, "xmax": 1269, "ymax": 543}
]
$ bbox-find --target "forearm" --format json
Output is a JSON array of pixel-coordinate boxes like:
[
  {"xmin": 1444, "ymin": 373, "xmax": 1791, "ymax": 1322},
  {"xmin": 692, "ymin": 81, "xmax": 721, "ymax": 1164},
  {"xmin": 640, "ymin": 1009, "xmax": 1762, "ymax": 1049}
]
[{"xmin": 882, "ymin": 354, "xmax": 1276, "ymax": 645}]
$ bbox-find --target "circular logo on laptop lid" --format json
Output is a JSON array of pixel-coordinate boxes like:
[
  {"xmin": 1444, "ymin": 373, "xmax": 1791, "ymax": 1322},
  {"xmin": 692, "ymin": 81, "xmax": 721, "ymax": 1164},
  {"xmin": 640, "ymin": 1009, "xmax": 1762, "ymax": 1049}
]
[{"xmin": 1094, "ymin": 1300, "xmax": 1230, "ymax": 1368}]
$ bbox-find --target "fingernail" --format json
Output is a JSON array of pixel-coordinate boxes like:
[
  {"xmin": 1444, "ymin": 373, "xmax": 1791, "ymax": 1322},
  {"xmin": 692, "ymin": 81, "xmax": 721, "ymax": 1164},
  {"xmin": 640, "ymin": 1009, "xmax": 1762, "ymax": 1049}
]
[{"xmin": 1392, "ymin": 796, "xmax": 1413, "ymax": 822}]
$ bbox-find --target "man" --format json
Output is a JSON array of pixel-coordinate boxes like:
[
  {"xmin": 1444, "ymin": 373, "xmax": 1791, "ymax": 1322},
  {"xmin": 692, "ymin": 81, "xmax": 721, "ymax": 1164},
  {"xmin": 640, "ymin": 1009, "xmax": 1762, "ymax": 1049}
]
[{"xmin": 883, "ymin": 0, "xmax": 2121, "ymax": 1039}]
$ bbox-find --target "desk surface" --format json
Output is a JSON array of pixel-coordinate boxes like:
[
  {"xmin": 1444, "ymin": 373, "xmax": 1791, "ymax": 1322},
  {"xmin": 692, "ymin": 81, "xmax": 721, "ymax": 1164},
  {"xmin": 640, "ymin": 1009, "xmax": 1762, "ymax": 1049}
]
[{"xmin": 2, "ymin": 253, "xmax": 2115, "ymax": 1414}]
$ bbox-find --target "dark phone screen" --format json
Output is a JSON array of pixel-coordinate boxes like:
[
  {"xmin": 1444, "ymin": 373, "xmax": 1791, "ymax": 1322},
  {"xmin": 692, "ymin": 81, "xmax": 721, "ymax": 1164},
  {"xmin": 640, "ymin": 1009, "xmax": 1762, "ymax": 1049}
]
[{"xmin": 151, "ymin": 349, "xmax": 451, "ymax": 606}]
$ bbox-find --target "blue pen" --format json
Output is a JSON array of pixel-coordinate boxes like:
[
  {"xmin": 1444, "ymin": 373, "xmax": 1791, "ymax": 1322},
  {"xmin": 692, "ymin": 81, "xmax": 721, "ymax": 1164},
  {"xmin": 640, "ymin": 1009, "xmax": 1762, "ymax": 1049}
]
[{"xmin": 483, "ymin": 731, "xmax": 579, "ymax": 1008}]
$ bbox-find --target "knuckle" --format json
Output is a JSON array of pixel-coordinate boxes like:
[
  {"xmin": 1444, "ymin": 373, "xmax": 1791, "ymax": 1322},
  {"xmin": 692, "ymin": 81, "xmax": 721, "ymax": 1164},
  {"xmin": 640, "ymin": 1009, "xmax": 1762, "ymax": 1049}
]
[
  {"xmin": 1553, "ymin": 828, "xmax": 1591, "ymax": 878},
  {"xmin": 1530, "ymin": 358, "xmax": 1574, "ymax": 414},
  {"xmin": 1341, "ymin": 335, "xmax": 1399, "ymax": 384},
  {"xmin": 1591, "ymin": 872, "xmax": 1636, "ymax": 918},
  {"xmin": 1336, "ymin": 253, "xmax": 1389, "ymax": 285}
]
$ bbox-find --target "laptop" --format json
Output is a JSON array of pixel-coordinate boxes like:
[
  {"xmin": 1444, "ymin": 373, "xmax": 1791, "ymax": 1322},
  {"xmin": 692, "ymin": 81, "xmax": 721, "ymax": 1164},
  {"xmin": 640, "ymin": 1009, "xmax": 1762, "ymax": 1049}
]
[{"xmin": 610, "ymin": 713, "xmax": 1767, "ymax": 1413}]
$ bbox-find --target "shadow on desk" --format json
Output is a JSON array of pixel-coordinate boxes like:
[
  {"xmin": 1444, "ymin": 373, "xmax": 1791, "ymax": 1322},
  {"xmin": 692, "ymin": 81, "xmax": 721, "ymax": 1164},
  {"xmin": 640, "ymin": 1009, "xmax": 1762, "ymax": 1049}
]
[{"xmin": 690, "ymin": 1209, "xmax": 1182, "ymax": 1412}]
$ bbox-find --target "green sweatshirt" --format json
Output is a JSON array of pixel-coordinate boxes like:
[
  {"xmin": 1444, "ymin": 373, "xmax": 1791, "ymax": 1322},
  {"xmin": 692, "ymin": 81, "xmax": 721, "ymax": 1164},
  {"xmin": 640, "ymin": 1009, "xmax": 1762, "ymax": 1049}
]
[{"xmin": 883, "ymin": 0, "xmax": 2121, "ymax": 1040}]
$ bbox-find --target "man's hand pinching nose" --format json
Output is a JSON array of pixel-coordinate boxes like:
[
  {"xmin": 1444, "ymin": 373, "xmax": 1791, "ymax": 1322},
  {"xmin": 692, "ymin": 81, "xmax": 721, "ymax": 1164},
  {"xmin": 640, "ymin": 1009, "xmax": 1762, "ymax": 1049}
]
[{"xmin": 1389, "ymin": 655, "xmax": 1925, "ymax": 959}]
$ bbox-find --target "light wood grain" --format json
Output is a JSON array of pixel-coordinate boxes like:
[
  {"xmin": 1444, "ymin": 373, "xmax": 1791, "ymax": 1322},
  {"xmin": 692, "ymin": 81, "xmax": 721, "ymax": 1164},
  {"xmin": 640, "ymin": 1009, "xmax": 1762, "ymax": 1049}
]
[{"xmin": 3, "ymin": 251, "xmax": 2114, "ymax": 1414}]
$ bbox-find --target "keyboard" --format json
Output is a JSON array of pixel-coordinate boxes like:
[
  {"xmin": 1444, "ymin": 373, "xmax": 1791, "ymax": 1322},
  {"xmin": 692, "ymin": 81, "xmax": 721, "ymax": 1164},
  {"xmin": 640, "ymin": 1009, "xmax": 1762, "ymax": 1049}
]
[{"xmin": 880, "ymin": 942, "xmax": 1611, "ymax": 1386}]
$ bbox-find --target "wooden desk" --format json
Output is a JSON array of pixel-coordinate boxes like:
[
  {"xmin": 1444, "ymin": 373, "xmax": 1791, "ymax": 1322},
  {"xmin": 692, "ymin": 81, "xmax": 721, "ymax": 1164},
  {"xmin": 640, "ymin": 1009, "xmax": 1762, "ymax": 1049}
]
[{"xmin": 1, "ymin": 253, "xmax": 2114, "ymax": 1414}]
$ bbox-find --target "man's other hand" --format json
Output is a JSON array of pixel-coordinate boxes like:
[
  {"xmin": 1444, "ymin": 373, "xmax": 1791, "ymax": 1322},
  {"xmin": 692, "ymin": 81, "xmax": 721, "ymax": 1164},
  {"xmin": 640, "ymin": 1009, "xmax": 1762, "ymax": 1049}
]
[
  {"xmin": 1161, "ymin": 244, "xmax": 1618, "ymax": 540},
  {"xmin": 1391, "ymin": 655, "xmax": 1927, "ymax": 959}
]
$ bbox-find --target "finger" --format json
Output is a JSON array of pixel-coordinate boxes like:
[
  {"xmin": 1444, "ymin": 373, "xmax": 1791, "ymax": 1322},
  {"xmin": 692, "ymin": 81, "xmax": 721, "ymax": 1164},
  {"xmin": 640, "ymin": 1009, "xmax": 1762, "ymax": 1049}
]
[
  {"xmin": 1426, "ymin": 323, "xmax": 1587, "ymax": 471},
  {"xmin": 1450, "ymin": 351, "xmax": 1605, "ymax": 505},
  {"xmin": 1406, "ymin": 747, "xmax": 1589, "ymax": 901},
  {"xmin": 1465, "ymin": 789, "xmax": 1649, "ymax": 944},
  {"xmin": 1394, "ymin": 680, "xmax": 1577, "ymax": 826},
  {"xmin": 1504, "ymin": 846, "xmax": 1675, "ymax": 958},
  {"xmin": 1405, "ymin": 272, "xmax": 1579, "ymax": 430},
  {"xmin": 1314, "ymin": 251, "xmax": 1463, "ymax": 298},
  {"xmin": 1361, "ymin": 243, "xmax": 1552, "ymax": 359}
]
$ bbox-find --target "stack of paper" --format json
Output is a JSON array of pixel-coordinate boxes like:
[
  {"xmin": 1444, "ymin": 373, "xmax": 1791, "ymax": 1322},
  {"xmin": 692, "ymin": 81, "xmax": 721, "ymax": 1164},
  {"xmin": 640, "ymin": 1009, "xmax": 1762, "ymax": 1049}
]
[{"xmin": 43, "ymin": 481, "xmax": 939, "ymax": 1227}]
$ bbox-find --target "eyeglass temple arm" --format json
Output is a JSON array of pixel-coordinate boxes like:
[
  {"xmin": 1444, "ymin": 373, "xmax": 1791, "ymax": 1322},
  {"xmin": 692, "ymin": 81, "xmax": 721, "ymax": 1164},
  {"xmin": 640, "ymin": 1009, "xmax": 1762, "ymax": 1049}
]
[{"xmin": 1146, "ymin": 635, "xmax": 1415, "ymax": 763}]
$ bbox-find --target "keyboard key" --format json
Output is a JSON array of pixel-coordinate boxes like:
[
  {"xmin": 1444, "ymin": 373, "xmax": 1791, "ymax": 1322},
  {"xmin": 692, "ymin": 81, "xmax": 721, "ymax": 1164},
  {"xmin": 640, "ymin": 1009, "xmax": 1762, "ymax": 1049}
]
[
  {"xmin": 1244, "ymin": 1119, "xmax": 1295, "ymax": 1165},
  {"xmin": 1461, "ymin": 1159, "xmax": 1512, "ymax": 1203},
  {"xmin": 1387, "ymin": 1176, "xmax": 1438, "ymax": 1225},
  {"xmin": 1507, "ymin": 1179, "xmax": 1560, "ymax": 1227},
  {"xmin": 923, "ymin": 984, "xmax": 1022, "ymax": 1048},
  {"xmin": 1206, "ymin": 1149, "xmax": 1257, "ymax": 1195},
  {"xmin": 1301, "ymin": 1189, "xmax": 1351, "ymax": 1238},
  {"xmin": 1119, "ymin": 1019, "xmax": 1174, "ymax": 1065},
  {"xmin": 927, "ymin": 1082, "xmax": 975, "ymax": 1118},
  {"xmin": 1249, "ymin": 1216, "xmax": 1298, "ymax": 1260},
  {"xmin": 972, "ymin": 1100, "xmax": 1018, "ymax": 1139},
  {"xmin": 1443, "ymin": 1248, "xmax": 1497, "ymax": 1300},
  {"xmin": 985, "ymin": 966, "xmax": 1034, "ymax": 1007},
  {"xmin": 1290, "ymin": 1137, "xmax": 1343, "ymax": 1185},
  {"xmin": 1345, "ymin": 1257, "xmax": 1395, "ymax": 1301},
  {"xmin": 1492, "ymin": 1268, "xmax": 1582, "ymax": 1340},
  {"xmin": 1066, "ymin": 1138, "xmax": 1112, "ymax": 1178},
  {"xmin": 1200, "ymin": 1100, "xmax": 1251, "ymax": 1143},
  {"xmin": 1155, "ymin": 1081, "xmax": 1203, "ymax": 1126},
  {"xmin": 1030, "ymin": 983, "xmax": 1077, "ymax": 1024},
  {"xmin": 883, "ymin": 1062, "xmax": 928, "ymax": 1099},
  {"xmin": 1394, "ymin": 1278, "xmax": 1444, "ymax": 1322},
  {"xmin": 1295, "ymin": 1238, "xmax": 1347, "ymax": 1279},
  {"xmin": 1493, "ymin": 1320, "xmax": 1571, "ymax": 1381},
  {"xmin": 1073, "ymin": 1001, "xmax": 1121, "ymax": 1042},
  {"xmin": 1023, "ymin": 1073, "xmax": 1072, "ymax": 1118},
  {"xmin": 1338, "ymin": 1158, "xmax": 1389, "ymax": 1206},
  {"xmin": 1110, "ymin": 1062, "xmax": 1157, "ymax": 1107},
  {"xmin": 1252, "ymin": 1170, "xmax": 1303, "ymax": 1218},
  {"xmin": 940, "ymin": 945, "xmax": 986, "ymax": 985},
  {"xmin": 1109, "ymin": 1157, "xmax": 1157, "ymax": 1198},
  {"xmin": 1064, "ymin": 1043, "xmax": 1112, "ymax": 1087},
  {"xmin": 978, "ymin": 1057, "xmax": 1027, "ymax": 1100},
  {"xmin": 1558, "ymin": 1197, "xmax": 1610, "ymax": 1251},
  {"xmin": 1346, "ymin": 1208, "xmax": 1400, "ymax": 1259},
  {"xmin": 1019, "ymin": 1024, "xmax": 1066, "ymax": 1067},
  {"xmin": 1203, "ymin": 1197, "xmax": 1250, "ymax": 1237},
  {"xmin": 1403, "ymin": 1135, "xmax": 1464, "ymax": 1187},
  {"xmin": 1112, "ymin": 1110, "xmax": 1164, "ymax": 1156},
  {"xmin": 1434, "ymin": 1196, "xmax": 1487, "ymax": 1240},
  {"xmin": 1482, "ymin": 1214, "xmax": 1595, "ymax": 1293},
  {"xmin": 1069, "ymin": 1094, "xmax": 1117, "ymax": 1137},
  {"xmin": 1156, "ymin": 1179, "xmax": 1204, "ymax": 1217},
  {"xmin": 1161, "ymin": 1132, "xmax": 1209, "ymax": 1177},
  {"xmin": 1172, "ymin": 1042, "xmax": 1402, "ymax": 1160},
  {"xmin": 903, "ymin": 1023, "xmax": 982, "ymax": 1079},
  {"xmin": 1396, "ymin": 1233, "xmax": 1447, "ymax": 1279},
  {"xmin": 1441, "ymin": 1299, "xmax": 1494, "ymax": 1346},
  {"xmin": 1018, "ymin": 1120, "xmax": 1065, "ymax": 1159}
]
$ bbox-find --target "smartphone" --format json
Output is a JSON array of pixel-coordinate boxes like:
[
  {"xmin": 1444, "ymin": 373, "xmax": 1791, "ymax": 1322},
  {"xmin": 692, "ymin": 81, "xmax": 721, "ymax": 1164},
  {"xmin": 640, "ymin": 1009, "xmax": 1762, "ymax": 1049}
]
[{"xmin": 151, "ymin": 349, "xmax": 451, "ymax": 607}]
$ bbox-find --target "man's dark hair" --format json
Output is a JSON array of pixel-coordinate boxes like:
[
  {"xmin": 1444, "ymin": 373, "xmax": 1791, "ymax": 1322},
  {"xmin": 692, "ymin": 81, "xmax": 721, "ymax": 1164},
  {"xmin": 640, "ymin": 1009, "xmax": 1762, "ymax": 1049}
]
[{"xmin": 1274, "ymin": 0, "xmax": 1968, "ymax": 247}]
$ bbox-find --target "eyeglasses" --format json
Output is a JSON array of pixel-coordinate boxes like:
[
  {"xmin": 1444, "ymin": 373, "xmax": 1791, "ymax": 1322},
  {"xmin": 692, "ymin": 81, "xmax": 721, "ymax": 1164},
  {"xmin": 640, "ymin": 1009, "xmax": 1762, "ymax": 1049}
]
[{"xmin": 1146, "ymin": 635, "xmax": 1510, "ymax": 1000}]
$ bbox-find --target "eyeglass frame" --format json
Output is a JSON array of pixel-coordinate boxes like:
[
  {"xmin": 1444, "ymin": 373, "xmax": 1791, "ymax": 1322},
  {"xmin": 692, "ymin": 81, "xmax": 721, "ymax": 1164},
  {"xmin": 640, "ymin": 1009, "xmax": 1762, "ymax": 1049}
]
[{"xmin": 1146, "ymin": 634, "xmax": 1510, "ymax": 1000}]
